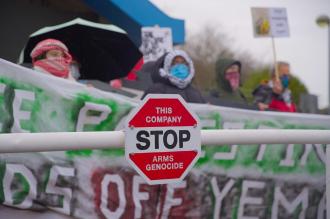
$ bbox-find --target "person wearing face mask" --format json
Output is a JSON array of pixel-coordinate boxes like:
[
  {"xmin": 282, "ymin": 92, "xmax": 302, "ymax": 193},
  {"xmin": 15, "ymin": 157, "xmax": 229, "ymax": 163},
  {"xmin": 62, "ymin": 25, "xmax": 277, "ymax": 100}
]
[
  {"xmin": 208, "ymin": 58, "xmax": 249, "ymax": 108},
  {"xmin": 30, "ymin": 38, "xmax": 76, "ymax": 81},
  {"xmin": 252, "ymin": 61, "xmax": 296, "ymax": 112},
  {"xmin": 142, "ymin": 50, "xmax": 206, "ymax": 103}
]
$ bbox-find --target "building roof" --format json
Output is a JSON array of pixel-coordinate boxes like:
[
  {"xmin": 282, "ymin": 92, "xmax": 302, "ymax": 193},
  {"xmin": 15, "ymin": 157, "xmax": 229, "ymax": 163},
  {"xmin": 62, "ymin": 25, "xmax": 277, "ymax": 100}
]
[{"xmin": 82, "ymin": 0, "xmax": 185, "ymax": 45}]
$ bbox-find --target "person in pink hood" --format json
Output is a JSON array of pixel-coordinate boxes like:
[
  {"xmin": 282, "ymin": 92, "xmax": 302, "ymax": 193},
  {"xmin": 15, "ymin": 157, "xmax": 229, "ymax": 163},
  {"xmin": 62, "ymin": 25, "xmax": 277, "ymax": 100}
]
[{"xmin": 30, "ymin": 38, "xmax": 75, "ymax": 81}]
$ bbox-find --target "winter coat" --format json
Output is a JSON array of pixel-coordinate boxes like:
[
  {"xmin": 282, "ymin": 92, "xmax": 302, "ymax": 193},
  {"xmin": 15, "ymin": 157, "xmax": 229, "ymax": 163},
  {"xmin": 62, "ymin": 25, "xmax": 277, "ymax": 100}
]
[
  {"xmin": 142, "ymin": 51, "xmax": 206, "ymax": 104},
  {"xmin": 208, "ymin": 58, "xmax": 249, "ymax": 107},
  {"xmin": 252, "ymin": 81, "xmax": 296, "ymax": 112},
  {"xmin": 268, "ymin": 98, "xmax": 296, "ymax": 112}
]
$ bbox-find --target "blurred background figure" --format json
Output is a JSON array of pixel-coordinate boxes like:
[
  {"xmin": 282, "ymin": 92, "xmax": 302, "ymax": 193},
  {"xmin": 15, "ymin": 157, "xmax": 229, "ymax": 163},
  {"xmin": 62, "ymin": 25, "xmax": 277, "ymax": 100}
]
[
  {"xmin": 208, "ymin": 58, "xmax": 249, "ymax": 108},
  {"xmin": 110, "ymin": 79, "xmax": 123, "ymax": 89},
  {"xmin": 30, "ymin": 38, "xmax": 75, "ymax": 81},
  {"xmin": 142, "ymin": 50, "xmax": 205, "ymax": 103},
  {"xmin": 252, "ymin": 61, "xmax": 296, "ymax": 112}
]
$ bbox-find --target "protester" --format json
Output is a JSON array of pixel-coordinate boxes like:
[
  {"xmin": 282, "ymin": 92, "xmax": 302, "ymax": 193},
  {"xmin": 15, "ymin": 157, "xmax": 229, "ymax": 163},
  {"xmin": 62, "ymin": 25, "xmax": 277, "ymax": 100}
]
[
  {"xmin": 208, "ymin": 58, "xmax": 249, "ymax": 108},
  {"xmin": 30, "ymin": 38, "xmax": 75, "ymax": 81},
  {"xmin": 142, "ymin": 50, "xmax": 206, "ymax": 103},
  {"xmin": 252, "ymin": 61, "xmax": 296, "ymax": 112}
]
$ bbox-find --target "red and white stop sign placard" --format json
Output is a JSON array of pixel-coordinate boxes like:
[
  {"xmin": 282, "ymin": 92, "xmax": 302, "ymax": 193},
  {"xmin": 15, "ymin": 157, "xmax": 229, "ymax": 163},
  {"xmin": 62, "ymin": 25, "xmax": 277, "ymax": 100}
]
[{"xmin": 125, "ymin": 94, "xmax": 201, "ymax": 184}]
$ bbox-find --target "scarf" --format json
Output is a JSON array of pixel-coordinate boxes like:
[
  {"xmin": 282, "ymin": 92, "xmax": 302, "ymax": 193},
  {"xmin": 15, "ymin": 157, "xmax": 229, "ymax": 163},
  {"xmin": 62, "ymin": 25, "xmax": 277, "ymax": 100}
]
[{"xmin": 33, "ymin": 57, "xmax": 71, "ymax": 78}]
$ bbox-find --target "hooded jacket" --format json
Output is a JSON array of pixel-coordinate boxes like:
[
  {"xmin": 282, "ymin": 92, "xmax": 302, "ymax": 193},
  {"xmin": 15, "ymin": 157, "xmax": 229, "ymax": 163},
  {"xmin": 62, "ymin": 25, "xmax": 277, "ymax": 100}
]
[
  {"xmin": 142, "ymin": 50, "xmax": 206, "ymax": 103},
  {"xmin": 209, "ymin": 58, "xmax": 248, "ymax": 105}
]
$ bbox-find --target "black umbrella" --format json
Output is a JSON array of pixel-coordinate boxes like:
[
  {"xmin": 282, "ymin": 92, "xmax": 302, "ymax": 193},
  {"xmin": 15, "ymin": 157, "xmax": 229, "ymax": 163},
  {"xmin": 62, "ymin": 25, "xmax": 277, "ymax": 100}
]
[{"xmin": 19, "ymin": 18, "xmax": 143, "ymax": 82}]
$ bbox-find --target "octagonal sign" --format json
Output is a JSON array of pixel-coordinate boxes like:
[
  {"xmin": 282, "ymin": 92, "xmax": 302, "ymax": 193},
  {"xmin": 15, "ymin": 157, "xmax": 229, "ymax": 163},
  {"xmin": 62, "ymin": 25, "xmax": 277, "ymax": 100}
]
[{"xmin": 125, "ymin": 94, "xmax": 201, "ymax": 184}]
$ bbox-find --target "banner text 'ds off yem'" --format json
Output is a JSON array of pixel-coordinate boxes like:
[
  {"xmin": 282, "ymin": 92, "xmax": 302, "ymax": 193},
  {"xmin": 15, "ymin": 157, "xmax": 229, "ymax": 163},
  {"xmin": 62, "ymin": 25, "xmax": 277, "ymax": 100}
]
[{"xmin": 0, "ymin": 58, "xmax": 329, "ymax": 219}]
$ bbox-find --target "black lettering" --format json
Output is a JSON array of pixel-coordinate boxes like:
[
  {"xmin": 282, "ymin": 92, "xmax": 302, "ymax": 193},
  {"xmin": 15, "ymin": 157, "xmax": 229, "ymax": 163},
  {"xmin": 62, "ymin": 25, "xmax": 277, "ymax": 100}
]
[
  {"xmin": 163, "ymin": 130, "xmax": 177, "ymax": 149},
  {"xmin": 136, "ymin": 130, "xmax": 150, "ymax": 150},
  {"xmin": 179, "ymin": 130, "xmax": 190, "ymax": 148},
  {"xmin": 150, "ymin": 130, "xmax": 163, "ymax": 149}
]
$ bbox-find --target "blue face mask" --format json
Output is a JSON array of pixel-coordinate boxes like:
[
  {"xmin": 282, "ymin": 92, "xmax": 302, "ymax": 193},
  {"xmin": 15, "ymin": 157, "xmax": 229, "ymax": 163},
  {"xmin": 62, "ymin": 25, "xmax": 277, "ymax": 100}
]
[
  {"xmin": 281, "ymin": 75, "xmax": 290, "ymax": 88},
  {"xmin": 170, "ymin": 64, "xmax": 190, "ymax": 79}
]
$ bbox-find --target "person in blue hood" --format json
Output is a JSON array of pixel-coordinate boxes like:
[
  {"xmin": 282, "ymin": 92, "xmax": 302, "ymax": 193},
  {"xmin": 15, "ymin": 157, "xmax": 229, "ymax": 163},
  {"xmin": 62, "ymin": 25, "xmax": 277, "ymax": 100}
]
[{"xmin": 142, "ymin": 50, "xmax": 206, "ymax": 103}]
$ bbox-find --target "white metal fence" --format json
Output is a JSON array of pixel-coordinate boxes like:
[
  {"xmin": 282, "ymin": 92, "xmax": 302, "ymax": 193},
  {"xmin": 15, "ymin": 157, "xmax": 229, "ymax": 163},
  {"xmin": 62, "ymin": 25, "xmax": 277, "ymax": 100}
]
[{"xmin": 0, "ymin": 129, "xmax": 329, "ymax": 153}]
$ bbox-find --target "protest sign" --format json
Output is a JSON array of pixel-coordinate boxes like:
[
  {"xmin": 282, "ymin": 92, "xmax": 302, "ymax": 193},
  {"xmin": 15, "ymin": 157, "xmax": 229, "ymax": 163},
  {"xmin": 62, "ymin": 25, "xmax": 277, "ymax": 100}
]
[
  {"xmin": 125, "ymin": 94, "xmax": 201, "ymax": 184},
  {"xmin": 251, "ymin": 7, "xmax": 290, "ymax": 38},
  {"xmin": 139, "ymin": 26, "xmax": 173, "ymax": 62},
  {"xmin": 0, "ymin": 58, "xmax": 329, "ymax": 218}
]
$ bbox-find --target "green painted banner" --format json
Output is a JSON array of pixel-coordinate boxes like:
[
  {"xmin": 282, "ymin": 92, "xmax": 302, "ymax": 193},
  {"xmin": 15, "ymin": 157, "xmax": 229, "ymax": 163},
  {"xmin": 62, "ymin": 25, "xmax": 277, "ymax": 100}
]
[{"xmin": 0, "ymin": 59, "xmax": 329, "ymax": 219}]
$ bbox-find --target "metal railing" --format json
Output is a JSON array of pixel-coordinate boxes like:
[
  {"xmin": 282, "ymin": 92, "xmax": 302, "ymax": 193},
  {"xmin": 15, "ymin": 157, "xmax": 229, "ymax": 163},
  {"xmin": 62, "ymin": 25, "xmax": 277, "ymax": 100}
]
[{"xmin": 0, "ymin": 129, "xmax": 329, "ymax": 153}]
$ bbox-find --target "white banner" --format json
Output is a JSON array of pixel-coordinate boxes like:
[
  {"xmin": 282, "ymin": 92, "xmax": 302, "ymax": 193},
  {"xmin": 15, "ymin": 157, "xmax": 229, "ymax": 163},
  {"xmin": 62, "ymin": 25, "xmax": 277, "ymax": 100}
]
[{"xmin": 0, "ymin": 58, "xmax": 329, "ymax": 219}]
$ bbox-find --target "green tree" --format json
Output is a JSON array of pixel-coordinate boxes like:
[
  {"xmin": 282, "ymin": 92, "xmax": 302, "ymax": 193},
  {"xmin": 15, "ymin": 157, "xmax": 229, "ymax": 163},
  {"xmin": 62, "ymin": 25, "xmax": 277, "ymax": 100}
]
[
  {"xmin": 180, "ymin": 25, "xmax": 309, "ymax": 107},
  {"xmin": 289, "ymin": 74, "xmax": 309, "ymax": 105},
  {"xmin": 178, "ymin": 25, "xmax": 234, "ymax": 90},
  {"xmin": 241, "ymin": 69, "xmax": 309, "ymax": 105},
  {"xmin": 179, "ymin": 25, "xmax": 265, "ymax": 92}
]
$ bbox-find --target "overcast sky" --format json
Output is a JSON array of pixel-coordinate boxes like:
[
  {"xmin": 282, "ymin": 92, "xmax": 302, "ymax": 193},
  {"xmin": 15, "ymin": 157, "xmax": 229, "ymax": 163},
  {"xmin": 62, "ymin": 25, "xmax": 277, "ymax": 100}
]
[{"xmin": 150, "ymin": 0, "xmax": 330, "ymax": 108}]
